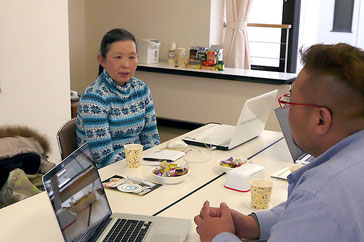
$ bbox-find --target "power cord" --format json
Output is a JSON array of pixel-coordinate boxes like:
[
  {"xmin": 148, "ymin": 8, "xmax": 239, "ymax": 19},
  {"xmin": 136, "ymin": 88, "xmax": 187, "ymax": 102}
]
[{"xmin": 183, "ymin": 138, "xmax": 216, "ymax": 163}]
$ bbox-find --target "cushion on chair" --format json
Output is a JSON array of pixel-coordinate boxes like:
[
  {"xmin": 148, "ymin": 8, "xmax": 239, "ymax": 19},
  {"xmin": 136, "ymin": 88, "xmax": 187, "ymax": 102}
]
[{"xmin": 58, "ymin": 118, "xmax": 78, "ymax": 160}]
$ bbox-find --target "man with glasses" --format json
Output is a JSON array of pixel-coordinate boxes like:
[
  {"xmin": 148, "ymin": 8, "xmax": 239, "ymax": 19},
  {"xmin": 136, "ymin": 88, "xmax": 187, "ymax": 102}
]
[{"xmin": 194, "ymin": 43, "xmax": 364, "ymax": 241}]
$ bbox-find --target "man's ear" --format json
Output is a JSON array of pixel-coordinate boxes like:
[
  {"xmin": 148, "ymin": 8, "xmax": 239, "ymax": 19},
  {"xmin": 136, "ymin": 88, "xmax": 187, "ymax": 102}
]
[
  {"xmin": 97, "ymin": 54, "xmax": 105, "ymax": 67},
  {"xmin": 315, "ymin": 107, "xmax": 332, "ymax": 135}
]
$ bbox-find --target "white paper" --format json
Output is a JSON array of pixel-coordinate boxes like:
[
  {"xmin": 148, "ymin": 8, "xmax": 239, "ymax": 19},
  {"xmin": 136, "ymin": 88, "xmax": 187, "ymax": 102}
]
[
  {"xmin": 142, "ymin": 150, "xmax": 185, "ymax": 166},
  {"xmin": 270, "ymin": 166, "xmax": 290, "ymax": 180}
]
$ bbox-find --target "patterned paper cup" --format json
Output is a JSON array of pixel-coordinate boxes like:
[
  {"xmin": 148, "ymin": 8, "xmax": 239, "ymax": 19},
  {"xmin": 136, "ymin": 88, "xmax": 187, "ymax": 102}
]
[
  {"xmin": 124, "ymin": 144, "xmax": 143, "ymax": 168},
  {"xmin": 250, "ymin": 179, "xmax": 273, "ymax": 209}
]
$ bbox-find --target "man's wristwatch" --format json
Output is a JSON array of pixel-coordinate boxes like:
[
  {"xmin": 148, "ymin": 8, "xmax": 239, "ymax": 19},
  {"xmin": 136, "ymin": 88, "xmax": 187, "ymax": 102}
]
[
  {"xmin": 248, "ymin": 212, "xmax": 259, "ymax": 227},
  {"xmin": 248, "ymin": 213, "xmax": 260, "ymax": 240}
]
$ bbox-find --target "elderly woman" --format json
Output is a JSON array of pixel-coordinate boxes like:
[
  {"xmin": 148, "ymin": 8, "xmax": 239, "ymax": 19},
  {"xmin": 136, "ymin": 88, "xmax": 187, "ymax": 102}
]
[{"xmin": 76, "ymin": 28, "xmax": 160, "ymax": 168}]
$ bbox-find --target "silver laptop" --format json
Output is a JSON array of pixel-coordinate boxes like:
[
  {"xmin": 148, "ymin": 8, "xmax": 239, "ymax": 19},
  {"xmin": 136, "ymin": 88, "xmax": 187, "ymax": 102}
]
[
  {"xmin": 274, "ymin": 107, "xmax": 314, "ymax": 164},
  {"xmin": 42, "ymin": 143, "xmax": 190, "ymax": 242},
  {"xmin": 182, "ymin": 90, "xmax": 278, "ymax": 150}
]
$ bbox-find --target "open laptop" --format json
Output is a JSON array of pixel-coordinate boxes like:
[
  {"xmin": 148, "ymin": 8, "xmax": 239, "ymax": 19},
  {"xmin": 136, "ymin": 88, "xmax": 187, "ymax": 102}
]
[
  {"xmin": 274, "ymin": 107, "xmax": 314, "ymax": 164},
  {"xmin": 42, "ymin": 142, "xmax": 190, "ymax": 242},
  {"xmin": 182, "ymin": 90, "xmax": 278, "ymax": 150}
]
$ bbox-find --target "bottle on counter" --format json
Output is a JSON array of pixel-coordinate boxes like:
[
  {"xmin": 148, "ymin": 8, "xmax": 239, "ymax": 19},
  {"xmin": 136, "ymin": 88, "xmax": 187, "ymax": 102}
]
[
  {"xmin": 217, "ymin": 60, "xmax": 224, "ymax": 71},
  {"xmin": 168, "ymin": 42, "xmax": 176, "ymax": 66}
]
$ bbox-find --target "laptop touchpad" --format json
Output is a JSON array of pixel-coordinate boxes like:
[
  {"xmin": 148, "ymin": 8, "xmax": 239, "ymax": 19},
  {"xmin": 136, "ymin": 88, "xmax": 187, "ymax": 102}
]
[{"xmin": 151, "ymin": 234, "xmax": 181, "ymax": 242}]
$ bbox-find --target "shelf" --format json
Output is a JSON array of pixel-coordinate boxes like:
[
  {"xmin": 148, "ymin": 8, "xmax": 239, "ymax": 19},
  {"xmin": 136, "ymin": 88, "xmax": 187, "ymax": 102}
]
[{"xmin": 137, "ymin": 62, "xmax": 296, "ymax": 85}]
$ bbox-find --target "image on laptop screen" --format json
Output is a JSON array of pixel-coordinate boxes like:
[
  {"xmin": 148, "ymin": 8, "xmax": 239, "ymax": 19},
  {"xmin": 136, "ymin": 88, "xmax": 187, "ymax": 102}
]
[{"xmin": 43, "ymin": 143, "xmax": 111, "ymax": 242}]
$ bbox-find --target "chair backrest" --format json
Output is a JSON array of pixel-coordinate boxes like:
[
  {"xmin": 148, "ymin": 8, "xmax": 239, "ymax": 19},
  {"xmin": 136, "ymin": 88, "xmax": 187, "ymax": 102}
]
[{"xmin": 57, "ymin": 118, "xmax": 78, "ymax": 160}]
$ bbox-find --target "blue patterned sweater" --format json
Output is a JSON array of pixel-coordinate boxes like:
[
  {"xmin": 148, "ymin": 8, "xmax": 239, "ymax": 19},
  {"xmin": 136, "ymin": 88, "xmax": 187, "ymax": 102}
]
[{"xmin": 76, "ymin": 71, "xmax": 160, "ymax": 168}]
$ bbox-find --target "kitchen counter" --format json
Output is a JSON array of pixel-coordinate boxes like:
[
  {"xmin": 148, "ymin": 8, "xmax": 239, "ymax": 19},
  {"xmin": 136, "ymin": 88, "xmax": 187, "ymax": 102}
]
[
  {"xmin": 137, "ymin": 62, "xmax": 296, "ymax": 85},
  {"xmin": 135, "ymin": 62, "xmax": 295, "ymax": 131}
]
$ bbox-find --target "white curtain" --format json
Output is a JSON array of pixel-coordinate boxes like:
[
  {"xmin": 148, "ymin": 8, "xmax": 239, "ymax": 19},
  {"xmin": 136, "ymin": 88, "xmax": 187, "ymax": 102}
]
[{"xmin": 223, "ymin": 0, "xmax": 253, "ymax": 69}]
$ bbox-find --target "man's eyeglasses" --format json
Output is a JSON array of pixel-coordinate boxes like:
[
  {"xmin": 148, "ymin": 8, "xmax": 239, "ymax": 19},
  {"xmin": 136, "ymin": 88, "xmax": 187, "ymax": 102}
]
[{"xmin": 278, "ymin": 93, "xmax": 322, "ymax": 109}]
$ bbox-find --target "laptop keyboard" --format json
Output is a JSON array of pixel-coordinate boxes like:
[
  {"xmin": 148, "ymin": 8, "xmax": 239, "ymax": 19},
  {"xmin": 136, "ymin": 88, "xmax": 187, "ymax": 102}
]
[
  {"xmin": 194, "ymin": 125, "xmax": 234, "ymax": 145},
  {"xmin": 103, "ymin": 219, "xmax": 152, "ymax": 242},
  {"xmin": 297, "ymin": 154, "xmax": 313, "ymax": 165}
]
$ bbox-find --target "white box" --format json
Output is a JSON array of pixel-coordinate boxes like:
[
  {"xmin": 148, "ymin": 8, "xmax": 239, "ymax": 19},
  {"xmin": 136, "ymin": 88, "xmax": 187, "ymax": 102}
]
[
  {"xmin": 138, "ymin": 39, "xmax": 160, "ymax": 64},
  {"xmin": 224, "ymin": 164, "xmax": 265, "ymax": 192}
]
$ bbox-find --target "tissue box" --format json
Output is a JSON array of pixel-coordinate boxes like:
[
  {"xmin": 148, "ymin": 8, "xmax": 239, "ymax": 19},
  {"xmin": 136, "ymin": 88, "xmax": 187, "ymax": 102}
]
[{"xmin": 224, "ymin": 164, "xmax": 265, "ymax": 192}]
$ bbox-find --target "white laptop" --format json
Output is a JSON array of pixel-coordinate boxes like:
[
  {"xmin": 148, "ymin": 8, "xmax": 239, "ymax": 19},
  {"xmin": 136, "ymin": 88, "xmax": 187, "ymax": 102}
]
[
  {"xmin": 182, "ymin": 90, "xmax": 278, "ymax": 150},
  {"xmin": 42, "ymin": 142, "xmax": 190, "ymax": 242}
]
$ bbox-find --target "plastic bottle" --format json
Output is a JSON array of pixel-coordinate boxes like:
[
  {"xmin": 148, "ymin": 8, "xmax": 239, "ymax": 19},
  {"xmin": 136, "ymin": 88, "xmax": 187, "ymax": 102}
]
[
  {"xmin": 217, "ymin": 60, "xmax": 224, "ymax": 71},
  {"xmin": 168, "ymin": 42, "xmax": 176, "ymax": 66}
]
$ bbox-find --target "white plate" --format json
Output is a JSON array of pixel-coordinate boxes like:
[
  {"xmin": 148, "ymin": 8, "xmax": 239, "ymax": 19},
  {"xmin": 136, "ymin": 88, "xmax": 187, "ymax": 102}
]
[
  {"xmin": 217, "ymin": 156, "xmax": 248, "ymax": 173},
  {"xmin": 151, "ymin": 167, "xmax": 189, "ymax": 184}
]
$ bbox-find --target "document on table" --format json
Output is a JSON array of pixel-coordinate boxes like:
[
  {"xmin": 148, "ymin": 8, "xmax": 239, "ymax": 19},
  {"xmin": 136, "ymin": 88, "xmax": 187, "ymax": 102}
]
[
  {"xmin": 271, "ymin": 166, "xmax": 290, "ymax": 180},
  {"xmin": 142, "ymin": 150, "xmax": 186, "ymax": 166}
]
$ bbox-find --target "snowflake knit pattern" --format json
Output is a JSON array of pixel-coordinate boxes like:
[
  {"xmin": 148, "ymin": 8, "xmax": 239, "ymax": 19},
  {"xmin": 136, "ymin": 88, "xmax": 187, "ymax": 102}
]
[{"xmin": 76, "ymin": 70, "xmax": 160, "ymax": 168}]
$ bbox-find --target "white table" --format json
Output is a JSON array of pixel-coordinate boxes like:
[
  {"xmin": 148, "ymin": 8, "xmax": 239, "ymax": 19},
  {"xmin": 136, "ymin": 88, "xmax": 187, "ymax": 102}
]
[
  {"xmin": 158, "ymin": 139, "xmax": 293, "ymax": 242},
  {"xmin": 101, "ymin": 125, "xmax": 282, "ymax": 217},
  {"xmin": 0, "ymin": 125, "xmax": 283, "ymax": 242}
]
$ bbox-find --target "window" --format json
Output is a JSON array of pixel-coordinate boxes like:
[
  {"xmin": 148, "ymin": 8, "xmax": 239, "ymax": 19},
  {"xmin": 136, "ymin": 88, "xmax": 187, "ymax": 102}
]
[
  {"xmin": 248, "ymin": 0, "xmax": 283, "ymax": 70},
  {"xmin": 332, "ymin": 0, "xmax": 354, "ymax": 32},
  {"xmin": 247, "ymin": 0, "xmax": 300, "ymax": 73}
]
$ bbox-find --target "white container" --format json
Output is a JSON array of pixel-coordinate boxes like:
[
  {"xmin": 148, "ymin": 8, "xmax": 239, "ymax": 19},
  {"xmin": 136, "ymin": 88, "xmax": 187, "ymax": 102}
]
[
  {"xmin": 175, "ymin": 47, "xmax": 186, "ymax": 67},
  {"xmin": 137, "ymin": 39, "xmax": 160, "ymax": 64},
  {"xmin": 224, "ymin": 164, "xmax": 265, "ymax": 192},
  {"xmin": 168, "ymin": 42, "xmax": 176, "ymax": 66}
]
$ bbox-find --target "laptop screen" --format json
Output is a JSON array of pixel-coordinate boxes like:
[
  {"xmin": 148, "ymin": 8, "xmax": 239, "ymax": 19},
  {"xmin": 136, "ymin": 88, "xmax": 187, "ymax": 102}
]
[
  {"xmin": 274, "ymin": 107, "xmax": 305, "ymax": 161},
  {"xmin": 229, "ymin": 89, "xmax": 278, "ymax": 149},
  {"xmin": 43, "ymin": 143, "xmax": 111, "ymax": 242}
]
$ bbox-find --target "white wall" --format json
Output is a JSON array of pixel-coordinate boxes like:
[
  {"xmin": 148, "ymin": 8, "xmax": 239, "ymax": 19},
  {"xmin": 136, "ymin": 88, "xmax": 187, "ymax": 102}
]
[
  {"xmin": 0, "ymin": 0, "xmax": 71, "ymax": 162},
  {"xmin": 316, "ymin": 0, "xmax": 360, "ymax": 45},
  {"xmin": 355, "ymin": 0, "xmax": 364, "ymax": 48},
  {"xmin": 297, "ymin": 0, "xmax": 363, "ymax": 72},
  {"xmin": 296, "ymin": 0, "xmax": 321, "ymax": 71},
  {"xmin": 69, "ymin": 0, "xmax": 212, "ymax": 94},
  {"xmin": 210, "ymin": 0, "xmax": 225, "ymax": 46},
  {"xmin": 136, "ymin": 70, "xmax": 290, "ymax": 131},
  {"xmin": 69, "ymin": 0, "xmax": 87, "ymax": 93}
]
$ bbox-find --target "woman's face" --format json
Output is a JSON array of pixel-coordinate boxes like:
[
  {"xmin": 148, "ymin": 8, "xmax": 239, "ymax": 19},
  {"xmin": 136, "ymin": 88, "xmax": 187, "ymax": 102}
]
[{"xmin": 98, "ymin": 40, "xmax": 138, "ymax": 86}]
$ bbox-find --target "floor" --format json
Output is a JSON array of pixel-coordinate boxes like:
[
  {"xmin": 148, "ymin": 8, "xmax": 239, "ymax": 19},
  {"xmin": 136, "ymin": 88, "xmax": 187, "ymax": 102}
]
[
  {"xmin": 157, "ymin": 119, "xmax": 203, "ymax": 143},
  {"xmin": 157, "ymin": 125, "xmax": 191, "ymax": 143}
]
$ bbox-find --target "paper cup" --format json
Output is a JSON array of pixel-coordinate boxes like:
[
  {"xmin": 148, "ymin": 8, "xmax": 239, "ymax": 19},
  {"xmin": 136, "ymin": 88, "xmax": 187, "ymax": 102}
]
[
  {"xmin": 289, "ymin": 163, "xmax": 304, "ymax": 173},
  {"xmin": 124, "ymin": 144, "xmax": 143, "ymax": 168},
  {"xmin": 250, "ymin": 179, "xmax": 273, "ymax": 209}
]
